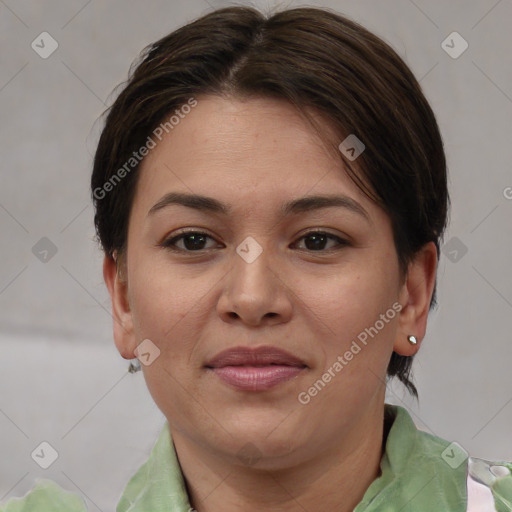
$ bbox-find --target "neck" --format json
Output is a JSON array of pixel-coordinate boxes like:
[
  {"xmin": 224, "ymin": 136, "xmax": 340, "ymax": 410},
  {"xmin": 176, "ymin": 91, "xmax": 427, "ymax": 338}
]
[{"xmin": 171, "ymin": 402, "xmax": 387, "ymax": 512}]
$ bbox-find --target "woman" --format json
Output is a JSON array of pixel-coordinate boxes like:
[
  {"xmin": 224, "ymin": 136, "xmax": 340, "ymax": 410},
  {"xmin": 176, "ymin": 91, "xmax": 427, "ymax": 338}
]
[{"xmin": 2, "ymin": 5, "xmax": 511, "ymax": 512}]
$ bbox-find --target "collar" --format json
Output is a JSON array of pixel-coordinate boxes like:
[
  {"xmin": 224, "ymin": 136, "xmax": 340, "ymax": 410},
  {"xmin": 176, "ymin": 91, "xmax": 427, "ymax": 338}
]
[
  {"xmin": 354, "ymin": 404, "xmax": 467, "ymax": 511},
  {"xmin": 117, "ymin": 404, "xmax": 468, "ymax": 511}
]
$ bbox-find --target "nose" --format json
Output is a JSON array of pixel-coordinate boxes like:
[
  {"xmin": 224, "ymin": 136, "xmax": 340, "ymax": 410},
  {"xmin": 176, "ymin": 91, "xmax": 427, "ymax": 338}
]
[{"xmin": 217, "ymin": 241, "xmax": 293, "ymax": 327}]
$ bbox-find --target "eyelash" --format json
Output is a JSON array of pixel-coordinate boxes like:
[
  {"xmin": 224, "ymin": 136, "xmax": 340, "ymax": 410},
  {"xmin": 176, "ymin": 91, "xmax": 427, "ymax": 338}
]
[{"xmin": 159, "ymin": 229, "xmax": 349, "ymax": 253}]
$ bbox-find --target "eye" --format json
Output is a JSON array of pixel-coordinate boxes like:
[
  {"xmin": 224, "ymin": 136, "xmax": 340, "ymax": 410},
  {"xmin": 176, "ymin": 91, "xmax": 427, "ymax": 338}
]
[
  {"xmin": 159, "ymin": 229, "xmax": 349, "ymax": 253},
  {"xmin": 293, "ymin": 231, "xmax": 349, "ymax": 252},
  {"xmin": 159, "ymin": 231, "xmax": 220, "ymax": 252}
]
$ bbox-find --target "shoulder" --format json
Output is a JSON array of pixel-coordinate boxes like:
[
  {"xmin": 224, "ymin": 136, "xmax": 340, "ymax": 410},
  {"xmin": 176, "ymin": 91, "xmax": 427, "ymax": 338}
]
[
  {"xmin": 386, "ymin": 405, "xmax": 512, "ymax": 511},
  {"xmin": 0, "ymin": 479, "xmax": 87, "ymax": 512},
  {"xmin": 412, "ymin": 416, "xmax": 512, "ymax": 511},
  {"xmin": 413, "ymin": 423, "xmax": 512, "ymax": 510}
]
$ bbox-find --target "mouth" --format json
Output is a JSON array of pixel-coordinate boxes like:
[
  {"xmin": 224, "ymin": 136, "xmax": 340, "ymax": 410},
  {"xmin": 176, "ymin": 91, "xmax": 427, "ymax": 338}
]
[{"xmin": 205, "ymin": 346, "xmax": 308, "ymax": 391}]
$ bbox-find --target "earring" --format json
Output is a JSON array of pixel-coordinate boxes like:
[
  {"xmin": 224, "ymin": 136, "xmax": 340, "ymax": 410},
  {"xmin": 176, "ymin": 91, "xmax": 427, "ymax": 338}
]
[
  {"xmin": 407, "ymin": 335, "xmax": 417, "ymax": 345},
  {"xmin": 128, "ymin": 358, "xmax": 141, "ymax": 373}
]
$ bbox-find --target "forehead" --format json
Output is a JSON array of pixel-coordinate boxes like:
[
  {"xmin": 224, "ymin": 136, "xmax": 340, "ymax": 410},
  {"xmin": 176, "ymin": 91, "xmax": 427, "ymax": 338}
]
[{"xmin": 131, "ymin": 95, "xmax": 375, "ymax": 221}]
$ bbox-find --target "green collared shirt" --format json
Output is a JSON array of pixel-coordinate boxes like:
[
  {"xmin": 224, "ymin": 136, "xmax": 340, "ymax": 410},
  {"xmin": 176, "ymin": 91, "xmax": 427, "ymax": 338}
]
[{"xmin": 2, "ymin": 404, "xmax": 511, "ymax": 511}]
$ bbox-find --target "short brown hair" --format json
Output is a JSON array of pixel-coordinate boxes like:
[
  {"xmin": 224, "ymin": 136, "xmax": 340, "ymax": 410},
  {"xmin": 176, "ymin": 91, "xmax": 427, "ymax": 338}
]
[{"xmin": 91, "ymin": 6, "xmax": 450, "ymax": 398}]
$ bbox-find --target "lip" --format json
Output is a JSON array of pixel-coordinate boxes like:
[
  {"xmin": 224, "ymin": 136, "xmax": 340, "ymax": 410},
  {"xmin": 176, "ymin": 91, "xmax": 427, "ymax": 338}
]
[
  {"xmin": 206, "ymin": 345, "xmax": 307, "ymax": 368},
  {"xmin": 205, "ymin": 345, "xmax": 308, "ymax": 391}
]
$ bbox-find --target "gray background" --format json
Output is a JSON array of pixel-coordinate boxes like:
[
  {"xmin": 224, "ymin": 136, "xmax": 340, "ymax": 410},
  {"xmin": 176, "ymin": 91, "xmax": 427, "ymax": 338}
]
[{"xmin": 1, "ymin": 0, "xmax": 511, "ymax": 510}]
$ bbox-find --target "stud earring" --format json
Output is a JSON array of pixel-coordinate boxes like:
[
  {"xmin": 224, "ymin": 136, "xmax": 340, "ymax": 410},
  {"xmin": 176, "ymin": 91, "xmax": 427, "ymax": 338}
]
[
  {"xmin": 128, "ymin": 358, "xmax": 141, "ymax": 373},
  {"xmin": 407, "ymin": 335, "xmax": 417, "ymax": 345}
]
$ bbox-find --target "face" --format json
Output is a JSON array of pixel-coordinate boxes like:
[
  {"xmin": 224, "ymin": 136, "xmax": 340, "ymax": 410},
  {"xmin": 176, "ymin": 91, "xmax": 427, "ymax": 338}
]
[{"xmin": 109, "ymin": 95, "xmax": 426, "ymax": 469}]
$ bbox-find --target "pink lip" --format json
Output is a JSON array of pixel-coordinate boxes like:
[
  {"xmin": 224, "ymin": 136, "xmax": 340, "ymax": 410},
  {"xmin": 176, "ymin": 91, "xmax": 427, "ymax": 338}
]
[{"xmin": 205, "ymin": 346, "xmax": 307, "ymax": 391}]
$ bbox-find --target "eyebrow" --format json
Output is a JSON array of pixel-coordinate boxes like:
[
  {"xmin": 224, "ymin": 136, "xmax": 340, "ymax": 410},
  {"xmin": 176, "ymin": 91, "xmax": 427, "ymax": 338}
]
[{"xmin": 147, "ymin": 192, "xmax": 370, "ymax": 221}]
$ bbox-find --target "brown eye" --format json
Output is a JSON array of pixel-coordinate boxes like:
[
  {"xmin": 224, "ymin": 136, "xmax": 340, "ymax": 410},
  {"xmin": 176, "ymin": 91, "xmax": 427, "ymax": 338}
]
[
  {"xmin": 159, "ymin": 230, "xmax": 348, "ymax": 253},
  {"xmin": 161, "ymin": 231, "xmax": 218, "ymax": 252},
  {"xmin": 294, "ymin": 231, "xmax": 348, "ymax": 252}
]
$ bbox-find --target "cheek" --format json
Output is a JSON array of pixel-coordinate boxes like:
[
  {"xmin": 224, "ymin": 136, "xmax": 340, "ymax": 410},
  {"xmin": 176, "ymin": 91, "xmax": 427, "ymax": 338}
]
[
  {"xmin": 127, "ymin": 262, "xmax": 220, "ymax": 405},
  {"xmin": 129, "ymin": 259, "xmax": 209, "ymax": 335},
  {"xmin": 303, "ymin": 273, "xmax": 398, "ymax": 399},
  {"xmin": 129, "ymin": 261, "xmax": 211, "ymax": 423},
  {"xmin": 309, "ymin": 264, "xmax": 398, "ymax": 344}
]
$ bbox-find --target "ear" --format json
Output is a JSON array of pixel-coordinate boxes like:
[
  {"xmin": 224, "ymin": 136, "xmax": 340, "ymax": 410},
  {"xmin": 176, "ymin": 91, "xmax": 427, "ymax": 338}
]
[
  {"xmin": 103, "ymin": 253, "xmax": 137, "ymax": 360},
  {"xmin": 393, "ymin": 241, "xmax": 438, "ymax": 356}
]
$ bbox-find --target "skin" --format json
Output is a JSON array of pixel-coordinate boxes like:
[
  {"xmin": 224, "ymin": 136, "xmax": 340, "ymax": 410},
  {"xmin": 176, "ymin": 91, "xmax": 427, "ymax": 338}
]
[{"xmin": 104, "ymin": 95, "xmax": 437, "ymax": 512}]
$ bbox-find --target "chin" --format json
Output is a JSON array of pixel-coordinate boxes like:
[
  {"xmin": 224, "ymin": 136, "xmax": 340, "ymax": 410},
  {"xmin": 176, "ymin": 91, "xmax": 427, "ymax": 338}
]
[{"xmin": 216, "ymin": 421, "xmax": 304, "ymax": 464}]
